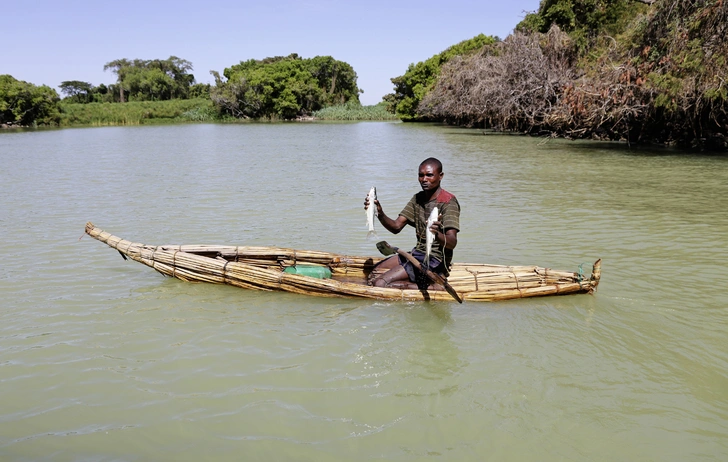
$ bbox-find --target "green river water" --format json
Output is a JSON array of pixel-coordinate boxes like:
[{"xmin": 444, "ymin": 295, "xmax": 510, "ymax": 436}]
[{"xmin": 0, "ymin": 122, "xmax": 726, "ymax": 461}]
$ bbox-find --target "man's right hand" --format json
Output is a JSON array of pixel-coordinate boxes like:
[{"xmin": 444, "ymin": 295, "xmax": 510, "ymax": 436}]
[{"xmin": 364, "ymin": 195, "xmax": 382, "ymax": 216}]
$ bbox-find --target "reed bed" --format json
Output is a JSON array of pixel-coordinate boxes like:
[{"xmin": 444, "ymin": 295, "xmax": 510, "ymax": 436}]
[
  {"xmin": 85, "ymin": 222, "xmax": 600, "ymax": 302},
  {"xmin": 60, "ymin": 99, "xmax": 215, "ymax": 126},
  {"xmin": 312, "ymin": 102, "xmax": 399, "ymax": 121}
]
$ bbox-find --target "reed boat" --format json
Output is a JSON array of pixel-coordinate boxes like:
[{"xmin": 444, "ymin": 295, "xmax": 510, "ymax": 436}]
[{"xmin": 85, "ymin": 222, "xmax": 601, "ymax": 303}]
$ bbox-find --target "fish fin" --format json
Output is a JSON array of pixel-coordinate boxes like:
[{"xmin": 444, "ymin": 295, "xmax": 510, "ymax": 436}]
[{"xmin": 366, "ymin": 230, "xmax": 379, "ymax": 240}]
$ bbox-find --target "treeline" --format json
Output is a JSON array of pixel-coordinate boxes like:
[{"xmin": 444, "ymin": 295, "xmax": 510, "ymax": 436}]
[
  {"xmin": 2, "ymin": 53, "xmax": 363, "ymax": 126},
  {"xmin": 62, "ymin": 56, "xmax": 210, "ymax": 104},
  {"xmin": 387, "ymin": 0, "xmax": 728, "ymax": 149}
]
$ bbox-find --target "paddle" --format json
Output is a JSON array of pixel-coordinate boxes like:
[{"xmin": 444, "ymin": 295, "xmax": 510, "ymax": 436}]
[{"xmin": 376, "ymin": 241, "xmax": 463, "ymax": 304}]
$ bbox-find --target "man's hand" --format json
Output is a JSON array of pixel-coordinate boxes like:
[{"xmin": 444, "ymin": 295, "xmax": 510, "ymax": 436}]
[{"xmin": 363, "ymin": 195, "xmax": 383, "ymax": 217}]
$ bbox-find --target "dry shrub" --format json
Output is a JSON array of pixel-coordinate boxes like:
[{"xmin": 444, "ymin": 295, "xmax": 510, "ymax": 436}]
[{"xmin": 419, "ymin": 26, "xmax": 578, "ymax": 133}]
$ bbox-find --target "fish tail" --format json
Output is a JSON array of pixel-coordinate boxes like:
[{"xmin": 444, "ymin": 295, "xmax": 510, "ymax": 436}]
[{"xmin": 366, "ymin": 230, "xmax": 378, "ymax": 240}]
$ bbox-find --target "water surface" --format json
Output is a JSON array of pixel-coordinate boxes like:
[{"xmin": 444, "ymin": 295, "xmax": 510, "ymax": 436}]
[{"xmin": 1, "ymin": 123, "xmax": 726, "ymax": 460}]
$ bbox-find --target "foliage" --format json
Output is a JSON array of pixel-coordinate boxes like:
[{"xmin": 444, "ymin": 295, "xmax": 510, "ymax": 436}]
[
  {"xmin": 188, "ymin": 83, "xmax": 211, "ymax": 99},
  {"xmin": 312, "ymin": 102, "xmax": 399, "ymax": 121},
  {"xmin": 0, "ymin": 75, "xmax": 61, "ymax": 126},
  {"xmin": 623, "ymin": 0, "xmax": 728, "ymax": 147},
  {"xmin": 414, "ymin": 0, "xmax": 728, "ymax": 148},
  {"xmin": 103, "ymin": 56, "xmax": 196, "ymax": 102},
  {"xmin": 59, "ymin": 80, "xmax": 94, "ymax": 103},
  {"xmin": 210, "ymin": 54, "xmax": 361, "ymax": 120},
  {"xmin": 383, "ymin": 34, "xmax": 498, "ymax": 120},
  {"xmin": 59, "ymin": 98, "xmax": 215, "ymax": 126},
  {"xmin": 517, "ymin": 0, "xmax": 649, "ymax": 51}
]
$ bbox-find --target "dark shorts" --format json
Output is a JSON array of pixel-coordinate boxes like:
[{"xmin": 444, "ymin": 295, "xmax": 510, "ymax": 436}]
[{"xmin": 399, "ymin": 249, "xmax": 445, "ymax": 287}]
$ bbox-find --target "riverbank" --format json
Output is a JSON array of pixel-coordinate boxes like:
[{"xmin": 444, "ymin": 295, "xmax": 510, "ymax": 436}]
[
  {"xmin": 48, "ymin": 100, "xmax": 398, "ymax": 128},
  {"xmin": 58, "ymin": 99, "xmax": 216, "ymax": 126}
]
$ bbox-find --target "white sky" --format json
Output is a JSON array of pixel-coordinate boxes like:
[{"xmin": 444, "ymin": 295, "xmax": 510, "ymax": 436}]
[{"xmin": 3, "ymin": 0, "xmax": 540, "ymax": 105}]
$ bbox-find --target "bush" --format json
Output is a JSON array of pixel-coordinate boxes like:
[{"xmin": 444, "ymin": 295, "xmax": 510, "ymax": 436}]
[
  {"xmin": 383, "ymin": 34, "xmax": 497, "ymax": 120},
  {"xmin": 0, "ymin": 75, "xmax": 61, "ymax": 126},
  {"xmin": 211, "ymin": 54, "xmax": 361, "ymax": 120}
]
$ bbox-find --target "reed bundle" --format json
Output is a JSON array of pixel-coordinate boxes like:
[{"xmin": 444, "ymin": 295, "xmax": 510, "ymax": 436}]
[{"xmin": 85, "ymin": 222, "xmax": 600, "ymax": 302}]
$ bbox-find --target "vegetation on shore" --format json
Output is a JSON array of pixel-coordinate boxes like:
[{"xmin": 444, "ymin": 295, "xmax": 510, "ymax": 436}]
[
  {"xmin": 0, "ymin": 75, "xmax": 61, "ymax": 126},
  {"xmin": 2, "ymin": 53, "xmax": 374, "ymax": 127},
  {"xmin": 312, "ymin": 102, "xmax": 398, "ymax": 121},
  {"xmin": 5, "ymin": 1, "xmax": 728, "ymax": 148},
  {"xmin": 383, "ymin": 34, "xmax": 497, "ymax": 121},
  {"xmin": 57, "ymin": 99, "xmax": 395, "ymax": 125},
  {"xmin": 389, "ymin": 0, "xmax": 728, "ymax": 149},
  {"xmin": 59, "ymin": 99, "xmax": 216, "ymax": 126},
  {"xmin": 211, "ymin": 54, "xmax": 361, "ymax": 119}
]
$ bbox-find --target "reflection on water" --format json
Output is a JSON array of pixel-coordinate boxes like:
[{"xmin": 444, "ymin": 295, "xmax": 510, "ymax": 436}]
[{"xmin": 0, "ymin": 123, "xmax": 727, "ymax": 460}]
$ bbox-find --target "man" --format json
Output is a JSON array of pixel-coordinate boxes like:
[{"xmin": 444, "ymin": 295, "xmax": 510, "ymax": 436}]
[{"xmin": 364, "ymin": 157, "xmax": 460, "ymax": 290}]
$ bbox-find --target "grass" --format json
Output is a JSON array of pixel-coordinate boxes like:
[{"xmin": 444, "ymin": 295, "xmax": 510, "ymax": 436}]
[
  {"xmin": 59, "ymin": 98, "xmax": 216, "ymax": 126},
  {"xmin": 312, "ymin": 102, "xmax": 399, "ymax": 121},
  {"xmin": 57, "ymin": 99, "xmax": 398, "ymax": 127}
]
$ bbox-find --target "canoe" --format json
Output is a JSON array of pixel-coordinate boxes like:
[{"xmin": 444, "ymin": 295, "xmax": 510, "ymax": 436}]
[{"xmin": 85, "ymin": 222, "xmax": 601, "ymax": 302}]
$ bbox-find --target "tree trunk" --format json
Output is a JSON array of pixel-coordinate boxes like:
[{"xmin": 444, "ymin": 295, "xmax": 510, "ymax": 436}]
[{"xmin": 329, "ymin": 67, "xmax": 337, "ymax": 95}]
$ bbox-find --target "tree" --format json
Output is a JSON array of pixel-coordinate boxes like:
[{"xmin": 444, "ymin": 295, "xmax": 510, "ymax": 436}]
[
  {"xmin": 104, "ymin": 58, "xmax": 131, "ymax": 102},
  {"xmin": 211, "ymin": 54, "xmax": 360, "ymax": 119},
  {"xmin": 188, "ymin": 83, "xmax": 211, "ymax": 99},
  {"xmin": 0, "ymin": 75, "xmax": 61, "ymax": 126},
  {"xmin": 516, "ymin": 0, "xmax": 649, "ymax": 50},
  {"xmin": 103, "ymin": 56, "xmax": 197, "ymax": 102},
  {"xmin": 305, "ymin": 56, "xmax": 360, "ymax": 106},
  {"xmin": 59, "ymin": 80, "xmax": 93, "ymax": 103}
]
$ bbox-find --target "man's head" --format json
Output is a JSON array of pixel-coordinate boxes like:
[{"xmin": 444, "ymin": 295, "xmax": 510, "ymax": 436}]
[{"xmin": 418, "ymin": 157, "xmax": 444, "ymax": 192}]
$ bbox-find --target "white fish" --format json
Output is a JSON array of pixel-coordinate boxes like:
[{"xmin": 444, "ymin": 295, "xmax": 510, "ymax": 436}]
[
  {"xmin": 424, "ymin": 206, "xmax": 438, "ymax": 271},
  {"xmin": 366, "ymin": 186, "xmax": 377, "ymax": 238}
]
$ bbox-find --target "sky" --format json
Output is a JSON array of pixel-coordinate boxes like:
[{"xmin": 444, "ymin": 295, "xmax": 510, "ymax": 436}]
[{"xmin": 3, "ymin": 0, "xmax": 541, "ymax": 105}]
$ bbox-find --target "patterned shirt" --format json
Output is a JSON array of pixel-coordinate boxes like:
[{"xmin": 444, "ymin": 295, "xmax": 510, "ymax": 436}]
[{"xmin": 399, "ymin": 188, "xmax": 460, "ymax": 266}]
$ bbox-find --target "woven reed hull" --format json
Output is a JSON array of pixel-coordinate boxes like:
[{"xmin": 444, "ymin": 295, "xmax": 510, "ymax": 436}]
[{"xmin": 85, "ymin": 222, "xmax": 601, "ymax": 302}]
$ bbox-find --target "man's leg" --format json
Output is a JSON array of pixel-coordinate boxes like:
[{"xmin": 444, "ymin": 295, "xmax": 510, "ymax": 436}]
[{"xmin": 370, "ymin": 256, "xmax": 415, "ymax": 288}]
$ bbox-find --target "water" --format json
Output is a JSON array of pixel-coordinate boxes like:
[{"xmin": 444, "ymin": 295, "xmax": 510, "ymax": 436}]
[{"xmin": 1, "ymin": 123, "xmax": 726, "ymax": 460}]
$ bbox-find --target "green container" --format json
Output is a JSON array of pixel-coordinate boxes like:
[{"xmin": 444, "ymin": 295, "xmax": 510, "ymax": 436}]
[{"xmin": 283, "ymin": 265, "xmax": 332, "ymax": 279}]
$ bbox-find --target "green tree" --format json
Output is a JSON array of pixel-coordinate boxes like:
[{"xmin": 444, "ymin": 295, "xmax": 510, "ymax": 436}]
[
  {"xmin": 0, "ymin": 75, "xmax": 61, "ymax": 126},
  {"xmin": 188, "ymin": 83, "xmax": 211, "ymax": 99},
  {"xmin": 103, "ymin": 56, "xmax": 197, "ymax": 102},
  {"xmin": 384, "ymin": 34, "xmax": 497, "ymax": 120},
  {"xmin": 103, "ymin": 58, "xmax": 131, "ymax": 102},
  {"xmin": 305, "ymin": 56, "xmax": 360, "ymax": 106},
  {"xmin": 517, "ymin": 0, "xmax": 649, "ymax": 50},
  {"xmin": 59, "ymin": 80, "xmax": 94, "ymax": 103},
  {"xmin": 211, "ymin": 54, "xmax": 360, "ymax": 119}
]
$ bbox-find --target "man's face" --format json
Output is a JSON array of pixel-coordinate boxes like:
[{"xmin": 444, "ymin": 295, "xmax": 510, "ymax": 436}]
[{"xmin": 418, "ymin": 163, "xmax": 443, "ymax": 192}]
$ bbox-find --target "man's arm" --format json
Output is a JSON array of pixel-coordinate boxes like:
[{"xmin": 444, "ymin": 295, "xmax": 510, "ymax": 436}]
[
  {"xmin": 377, "ymin": 203, "xmax": 408, "ymax": 234},
  {"xmin": 439, "ymin": 228, "xmax": 458, "ymax": 249},
  {"xmin": 429, "ymin": 220, "xmax": 458, "ymax": 249}
]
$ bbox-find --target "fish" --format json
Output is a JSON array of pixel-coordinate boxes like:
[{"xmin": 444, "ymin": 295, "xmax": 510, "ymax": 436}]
[
  {"xmin": 366, "ymin": 186, "xmax": 378, "ymax": 238},
  {"xmin": 424, "ymin": 206, "xmax": 438, "ymax": 272}
]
